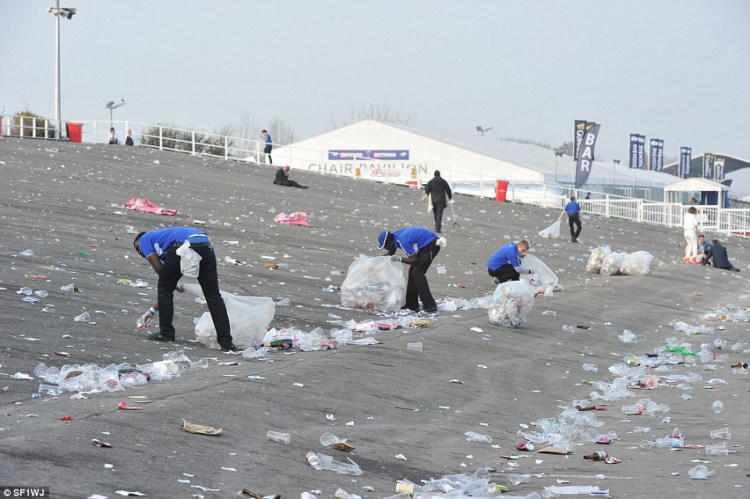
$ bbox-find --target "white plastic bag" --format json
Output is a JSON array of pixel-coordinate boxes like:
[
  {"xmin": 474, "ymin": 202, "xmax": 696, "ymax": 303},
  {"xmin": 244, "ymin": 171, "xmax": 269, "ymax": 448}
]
[
  {"xmin": 176, "ymin": 241, "xmax": 201, "ymax": 278},
  {"xmin": 600, "ymin": 251, "xmax": 627, "ymax": 276},
  {"xmin": 488, "ymin": 280, "xmax": 534, "ymax": 328},
  {"xmin": 537, "ymin": 220, "xmax": 561, "ymax": 239},
  {"xmin": 183, "ymin": 283, "xmax": 275, "ymax": 349},
  {"xmin": 620, "ymin": 251, "xmax": 654, "ymax": 276},
  {"xmin": 520, "ymin": 253, "xmax": 559, "ymax": 296},
  {"xmin": 340, "ymin": 255, "xmax": 406, "ymax": 312},
  {"xmin": 586, "ymin": 246, "xmax": 611, "ymax": 273}
]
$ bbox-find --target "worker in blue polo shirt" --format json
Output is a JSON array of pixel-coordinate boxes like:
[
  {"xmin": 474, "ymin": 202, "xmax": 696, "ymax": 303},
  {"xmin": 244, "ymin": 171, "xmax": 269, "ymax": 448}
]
[
  {"xmin": 559, "ymin": 195, "xmax": 582, "ymax": 243},
  {"xmin": 487, "ymin": 240, "xmax": 532, "ymax": 284},
  {"xmin": 378, "ymin": 227, "xmax": 441, "ymax": 314},
  {"xmin": 133, "ymin": 227, "xmax": 238, "ymax": 352}
]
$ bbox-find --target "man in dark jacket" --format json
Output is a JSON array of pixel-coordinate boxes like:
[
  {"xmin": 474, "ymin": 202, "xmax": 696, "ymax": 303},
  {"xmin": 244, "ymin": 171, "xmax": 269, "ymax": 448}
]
[
  {"xmin": 273, "ymin": 165, "xmax": 308, "ymax": 189},
  {"xmin": 708, "ymin": 239, "xmax": 740, "ymax": 271},
  {"xmin": 424, "ymin": 170, "xmax": 453, "ymax": 233}
]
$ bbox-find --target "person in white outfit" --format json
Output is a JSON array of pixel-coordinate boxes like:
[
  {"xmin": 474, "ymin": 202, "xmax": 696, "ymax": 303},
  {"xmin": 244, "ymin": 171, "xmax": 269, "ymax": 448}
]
[{"xmin": 683, "ymin": 206, "xmax": 699, "ymax": 263}]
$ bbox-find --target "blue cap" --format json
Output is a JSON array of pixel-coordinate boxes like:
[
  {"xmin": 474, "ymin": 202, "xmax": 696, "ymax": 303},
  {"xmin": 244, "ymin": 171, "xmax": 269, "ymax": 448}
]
[{"xmin": 377, "ymin": 230, "xmax": 389, "ymax": 249}]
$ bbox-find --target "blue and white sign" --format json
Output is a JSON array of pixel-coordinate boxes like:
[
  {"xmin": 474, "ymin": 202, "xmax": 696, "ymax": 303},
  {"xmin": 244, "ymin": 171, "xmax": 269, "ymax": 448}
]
[{"xmin": 328, "ymin": 150, "xmax": 410, "ymax": 161}]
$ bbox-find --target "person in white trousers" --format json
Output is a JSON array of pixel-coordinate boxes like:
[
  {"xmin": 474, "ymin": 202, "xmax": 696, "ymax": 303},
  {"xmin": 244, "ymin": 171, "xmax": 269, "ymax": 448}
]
[{"xmin": 683, "ymin": 206, "xmax": 699, "ymax": 263}]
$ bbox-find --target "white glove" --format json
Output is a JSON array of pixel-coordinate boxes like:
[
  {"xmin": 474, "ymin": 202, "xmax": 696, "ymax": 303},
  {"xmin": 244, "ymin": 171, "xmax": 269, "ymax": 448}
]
[
  {"xmin": 448, "ymin": 199, "xmax": 455, "ymax": 204},
  {"xmin": 136, "ymin": 307, "xmax": 157, "ymax": 329},
  {"xmin": 391, "ymin": 255, "xmax": 403, "ymax": 262}
]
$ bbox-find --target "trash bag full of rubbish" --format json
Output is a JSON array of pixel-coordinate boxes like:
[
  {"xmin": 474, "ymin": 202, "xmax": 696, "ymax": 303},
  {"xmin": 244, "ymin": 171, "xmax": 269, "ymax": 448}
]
[
  {"xmin": 340, "ymin": 255, "xmax": 406, "ymax": 312},
  {"xmin": 183, "ymin": 283, "xmax": 275, "ymax": 349},
  {"xmin": 488, "ymin": 280, "xmax": 534, "ymax": 328}
]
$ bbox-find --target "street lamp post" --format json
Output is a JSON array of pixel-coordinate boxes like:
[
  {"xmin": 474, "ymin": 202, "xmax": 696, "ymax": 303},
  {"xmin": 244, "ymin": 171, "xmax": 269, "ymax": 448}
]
[
  {"xmin": 612, "ymin": 159, "xmax": 620, "ymax": 195},
  {"xmin": 105, "ymin": 99, "xmax": 126, "ymax": 128},
  {"xmin": 48, "ymin": 0, "xmax": 76, "ymax": 139}
]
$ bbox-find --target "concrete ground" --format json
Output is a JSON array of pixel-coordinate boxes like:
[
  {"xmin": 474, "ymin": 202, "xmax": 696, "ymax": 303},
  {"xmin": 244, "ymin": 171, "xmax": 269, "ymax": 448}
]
[{"xmin": 0, "ymin": 138, "xmax": 747, "ymax": 498}]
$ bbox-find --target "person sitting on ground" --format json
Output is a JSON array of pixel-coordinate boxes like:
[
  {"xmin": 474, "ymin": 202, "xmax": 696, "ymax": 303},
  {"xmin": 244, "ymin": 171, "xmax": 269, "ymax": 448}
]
[
  {"xmin": 696, "ymin": 234, "xmax": 710, "ymax": 265},
  {"xmin": 487, "ymin": 240, "xmax": 533, "ymax": 284},
  {"xmin": 108, "ymin": 127, "xmax": 118, "ymax": 145},
  {"xmin": 708, "ymin": 239, "xmax": 740, "ymax": 272},
  {"xmin": 125, "ymin": 128, "xmax": 134, "ymax": 146},
  {"xmin": 273, "ymin": 165, "xmax": 308, "ymax": 189}
]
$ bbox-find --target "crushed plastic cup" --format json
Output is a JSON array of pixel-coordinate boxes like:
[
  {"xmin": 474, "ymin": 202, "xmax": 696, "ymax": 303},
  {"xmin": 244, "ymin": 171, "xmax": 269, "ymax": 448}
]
[
  {"xmin": 61, "ymin": 283, "xmax": 76, "ymax": 292},
  {"xmin": 18, "ymin": 287, "xmax": 33, "ymax": 296},
  {"xmin": 710, "ymin": 427, "xmax": 731, "ymax": 440},
  {"xmin": 266, "ymin": 430, "xmax": 291, "ymax": 445},
  {"xmin": 406, "ymin": 342, "xmax": 423, "ymax": 352},
  {"xmin": 705, "ymin": 442, "xmax": 730, "ymax": 456},
  {"xmin": 712, "ymin": 400, "xmax": 723, "ymax": 413},
  {"xmin": 688, "ymin": 464, "xmax": 714, "ymax": 480},
  {"xmin": 34, "ymin": 290, "xmax": 49, "ymax": 298},
  {"xmin": 74, "ymin": 312, "xmax": 91, "ymax": 322},
  {"xmin": 582, "ymin": 363, "xmax": 599, "ymax": 374}
]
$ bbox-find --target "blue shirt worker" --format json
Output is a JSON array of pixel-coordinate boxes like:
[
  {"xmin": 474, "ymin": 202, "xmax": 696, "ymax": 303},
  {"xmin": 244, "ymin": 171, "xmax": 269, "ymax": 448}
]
[
  {"xmin": 559, "ymin": 196, "xmax": 582, "ymax": 243},
  {"xmin": 133, "ymin": 227, "xmax": 238, "ymax": 352},
  {"xmin": 487, "ymin": 240, "xmax": 531, "ymax": 284},
  {"xmin": 261, "ymin": 129, "xmax": 273, "ymax": 164},
  {"xmin": 378, "ymin": 227, "xmax": 440, "ymax": 313}
]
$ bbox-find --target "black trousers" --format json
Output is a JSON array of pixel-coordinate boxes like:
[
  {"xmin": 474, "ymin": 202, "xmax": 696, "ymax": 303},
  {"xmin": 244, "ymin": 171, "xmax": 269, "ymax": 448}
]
[
  {"xmin": 264, "ymin": 145, "xmax": 273, "ymax": 164},
  {"xmin": 274, "ymin": 179, "xmax": 304, "ymax": 188},
  {"xmin": 432, "ymin": 203, "xmax": 446, "ymax": 232},
  {"xmin": 405, "ymin": 241, "xmax": 440, "ymax": 312},
  {"xmin": 568, "ymin": 213, "xmax": 582, "ymax": 241},
  {"xmin": 488, "ymin": 264, "xmax": 520, "ymax": 283},
  {"xmin": 158, "ymin": 245, "xmax": 233, "ymax": 348}
]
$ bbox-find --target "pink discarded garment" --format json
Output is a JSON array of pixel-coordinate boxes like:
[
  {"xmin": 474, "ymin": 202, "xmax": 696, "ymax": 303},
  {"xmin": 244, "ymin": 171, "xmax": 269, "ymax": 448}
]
[
  {"xmin": 273, "ymin": 212, "xmax": 312, "ymax": 227},
  {"xmin": 124, "ymin": 197, "xmax": 179, "ymax": 216}
]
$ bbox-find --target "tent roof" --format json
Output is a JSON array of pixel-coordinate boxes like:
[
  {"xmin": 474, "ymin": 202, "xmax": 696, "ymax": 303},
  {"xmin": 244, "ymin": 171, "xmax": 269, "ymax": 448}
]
[{"xmin": 663, "ymin": 177, "xmax": 729, "ymax": 192}]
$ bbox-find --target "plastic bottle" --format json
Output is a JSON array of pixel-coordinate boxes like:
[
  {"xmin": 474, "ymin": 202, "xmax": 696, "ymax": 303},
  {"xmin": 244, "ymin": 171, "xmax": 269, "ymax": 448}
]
[
  {"xmin": 712, "ymin": 400, "xmax": 723, "ymax": 413},
  {"xmin": 583, "ymin": 451, "xmax": 608, "ymax": 461},
  {"xmin": 507, "ymin": 474, "xmax": 531, "ymax": 485},
  {"xmin": 305, "ymin": 451, "xmax": 362, "ymax": 476},
  {"xmin": 464, "ymin": 431, "xmax": 492, "ymax": 444},
  {"xmin": 582, "ymin": 363, "xmax": 599, "ymax": 374},
  {"xmin": 266, "ymin": 430, "xmax": 291, "ymax": 444}
]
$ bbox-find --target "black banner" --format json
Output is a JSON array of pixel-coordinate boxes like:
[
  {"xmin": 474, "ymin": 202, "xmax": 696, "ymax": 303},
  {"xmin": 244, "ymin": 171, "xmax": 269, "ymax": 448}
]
[
  {"xmin": 575, "ymin": 123, "xmax": 600, "ymax": 189},
  {"xmin": 714, "ymin": 156, "xmax": 725, "ymax": 180},
  {"xmin": 649, "ymin": 138, "xmax": 664, "ymax": 171},
  {"xmin": 629, "ymin": 134, "xmax": 639, "ymax": 169},
  {"xmin": 629, "ymin": 134, "xmax": 645, "ymax": 169},
  {"xmin": 703, "ymin": 153, "xmax": 714, "ymax": 179},
  {"xmin": 574, "ymin": 120, "xmax": 588, "ymax": 161},
  {"xmin": 680, "ymin": 147, "xmax": 692, "ymax": 177}
]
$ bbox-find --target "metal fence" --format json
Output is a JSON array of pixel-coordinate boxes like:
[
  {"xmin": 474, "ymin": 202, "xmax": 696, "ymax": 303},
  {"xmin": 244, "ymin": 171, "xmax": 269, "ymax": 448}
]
[{"xmin": 2, "ymin": 115, "xmax": 748, "ymax": 237}]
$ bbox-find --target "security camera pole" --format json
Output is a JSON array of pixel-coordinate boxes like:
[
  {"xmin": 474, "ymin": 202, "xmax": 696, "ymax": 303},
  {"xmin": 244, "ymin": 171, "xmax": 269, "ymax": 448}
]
[{"xmin": 48, "ymin": 0, "xmax": 76, "ymax": 139}]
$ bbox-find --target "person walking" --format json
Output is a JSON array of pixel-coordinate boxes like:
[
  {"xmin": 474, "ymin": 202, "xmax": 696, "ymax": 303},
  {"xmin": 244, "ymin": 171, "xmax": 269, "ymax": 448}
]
[
  {"xmin": 261, "ymin": 129, "xmax": 273, "ymax": 164},
  {"xmin": 133, "ymin": 227, "xmax": 238, "ymax": 352},
  {"xmin": 378, "ymin": 227, "xmax": 441, "ymax": 313},
  {"xmin": 423, "ymin": 170, "xmax": 453, "ymax": 233},
  {"xmin": 273, "ymin": 165, "xmax": 308, "ymax": 188},
  {"xmin": 559, "ymin": 196, "xmax": 582, "ymax": 242},
  {"xmin": 683, "ymin": 206, "xmax": 699, "ymax": 263},
  {"xmin": 487, "ymin": 240, "xmax": 532, "ymax": 284}
]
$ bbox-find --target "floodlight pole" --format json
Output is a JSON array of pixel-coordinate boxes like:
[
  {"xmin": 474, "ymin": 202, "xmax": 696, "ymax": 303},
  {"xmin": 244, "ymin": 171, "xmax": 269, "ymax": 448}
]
[{"xmin": 54, "ymin": 0, "xmax": 61, "ymax": 138}]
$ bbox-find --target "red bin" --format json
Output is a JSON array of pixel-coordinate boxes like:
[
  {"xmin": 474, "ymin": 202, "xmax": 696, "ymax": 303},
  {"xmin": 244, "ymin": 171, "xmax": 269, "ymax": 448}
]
[
  {"xmin": 66, "ymin": 122, "xmax": 84, "ymax": 143},
  {"xmin": 495, "ymin": 180, "xmax": 509, "ymax": 202}
]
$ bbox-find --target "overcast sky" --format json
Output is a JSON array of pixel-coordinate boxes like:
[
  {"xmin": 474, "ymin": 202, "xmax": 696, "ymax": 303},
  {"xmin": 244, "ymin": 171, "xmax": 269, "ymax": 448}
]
[{"xmin": 2, "ymin": 0, "xmax": 748, "ymax": 161}]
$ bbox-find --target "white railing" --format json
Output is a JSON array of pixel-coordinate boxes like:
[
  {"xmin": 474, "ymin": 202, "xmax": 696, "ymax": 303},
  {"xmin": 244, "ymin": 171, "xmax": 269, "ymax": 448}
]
[{"xmin": 1, "ymin": 115, "xmax": 748, "ymax": 237}]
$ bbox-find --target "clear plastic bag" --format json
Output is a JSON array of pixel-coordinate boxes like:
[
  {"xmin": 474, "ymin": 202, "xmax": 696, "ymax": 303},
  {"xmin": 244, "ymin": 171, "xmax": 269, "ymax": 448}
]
[
  {"xmin": 175, "ymin": 241, "xmax": 201, "ymax": 278},
  {"xmin": 488, "ymin": 280, "xmax": 534, "ymax": 328},
  {"xmin": 600, "ymin": 251, "xmax": 627, "ymax": 276},
  {"xmin": 520, "ymin": 254, "xmax": 559, "ymax": 296},
  {"xmin": 620, "ymin": 251, "xmax": 654, "ymax": 276},
  {"xmin": 537, "ymin": 220, "xmax": 561, "ymax": 239},
  {"xmin": 183, "ymin": 283, "xmax": 275, "ymax": 349},
  {"xmin": 586, "ymin": 246, "xmax": 611, "ymax": 273},
  {"xmin": 340, "ymin": 255, "xmax": 406, "ymax": 312}
]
